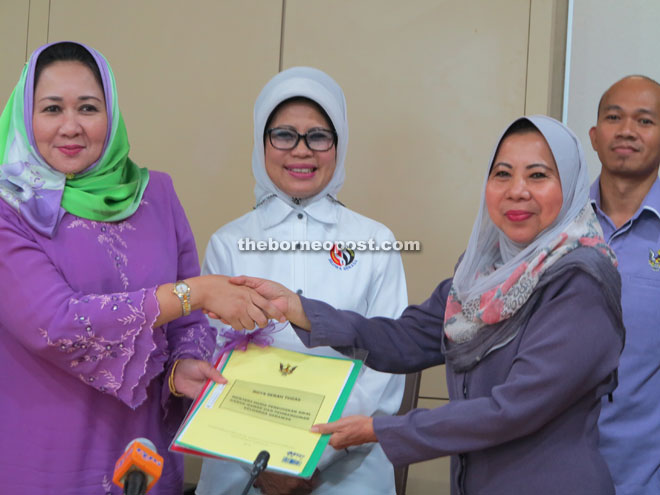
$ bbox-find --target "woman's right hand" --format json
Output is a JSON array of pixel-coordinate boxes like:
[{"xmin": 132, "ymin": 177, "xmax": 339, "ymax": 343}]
[
  {"xmin": 228, "ymin": 276, "xmax": 312, "ymax": 331},
  {"xmin": 195, "ymin": 275, "xmax": 286, "ymax": 329},
  {"xmin": 155, "ymin": 275, "xmax": 285, "ymax": 330}
]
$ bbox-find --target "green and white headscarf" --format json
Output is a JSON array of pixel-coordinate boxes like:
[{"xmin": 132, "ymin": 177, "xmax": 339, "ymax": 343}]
[{"xmin": 0, "ymin": 41, "xmax": 148, "ymax": 237}]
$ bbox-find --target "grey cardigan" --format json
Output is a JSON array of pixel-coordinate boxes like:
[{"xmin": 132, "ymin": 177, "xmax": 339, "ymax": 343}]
[{"xmin": 296, "ymin": 265, "xmax": 623, "ymax": 495}]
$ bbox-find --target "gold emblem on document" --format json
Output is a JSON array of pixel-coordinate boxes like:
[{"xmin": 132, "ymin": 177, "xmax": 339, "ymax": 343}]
[{"xmin": 279, "ymin": 363, "xmax": 297, "ymax": 376}]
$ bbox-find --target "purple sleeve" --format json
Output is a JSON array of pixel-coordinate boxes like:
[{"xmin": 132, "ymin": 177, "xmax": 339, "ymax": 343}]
[
  {"xmin": 0, "ymin": 176, "xmax": 215, "ymax": 412},
  {"xmin": 295, "ymin": 278, "xmax": 451, "ymax": 373},
  {"xmin": 0, "ymin": 208, "xmax": 165, "ymax": 409},
  {"xmin": 157, "ymin": 177, "xmax": 217, "ymax": 413},
  {"xmin": 161, "ymin": 179, "xmax": 216, "ymax": 363},
  {"xmin": 373, "ymin": 270, "xmax": 622, "ymax": 466}
]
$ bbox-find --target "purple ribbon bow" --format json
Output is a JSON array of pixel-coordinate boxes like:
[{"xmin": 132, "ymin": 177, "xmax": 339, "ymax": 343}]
[{"xmin": 217, "ymin": 320, "xmax": 288, "ymax": 356}]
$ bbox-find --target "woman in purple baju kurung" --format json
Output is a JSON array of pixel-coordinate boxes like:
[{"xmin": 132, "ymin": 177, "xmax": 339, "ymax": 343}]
[
  {"xmin": 231, "ymin": 116, "xmax": 626, "ymax": 494},
  {"xmin": 0, "ymin": 41, "xmax": 279, "ymax": 494}
]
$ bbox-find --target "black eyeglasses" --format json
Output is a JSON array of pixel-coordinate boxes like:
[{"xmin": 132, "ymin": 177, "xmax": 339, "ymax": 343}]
[{"xmin": 266, "ymin": 127, "xmax": 337, "ymax": 152}]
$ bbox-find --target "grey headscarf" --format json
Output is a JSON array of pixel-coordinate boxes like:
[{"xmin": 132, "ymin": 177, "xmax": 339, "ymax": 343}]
[
  {"xmin": 444, "ymin": 116, "xmax": 623, "ymax": 371},
  {"xmin": 452, "ymin": 115, "xmax": 590, "ymax": 301}
]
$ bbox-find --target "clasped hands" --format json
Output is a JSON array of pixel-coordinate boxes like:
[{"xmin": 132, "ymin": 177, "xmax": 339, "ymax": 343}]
[
  {"xmin": 199, "ymin": 274, "xmax": 290, "ymax": 330},
  {"xmin": 208, "ymin": 275, "xmax": 310, "ymax": 330}
]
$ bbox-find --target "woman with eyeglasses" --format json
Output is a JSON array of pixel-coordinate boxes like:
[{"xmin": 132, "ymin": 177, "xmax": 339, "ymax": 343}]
[{"xmin": 196, "ymin": 67, "xmax": 408, "ymax": 495}]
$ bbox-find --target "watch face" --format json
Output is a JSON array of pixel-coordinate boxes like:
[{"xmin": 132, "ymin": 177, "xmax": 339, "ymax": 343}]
[{"xmin": 175, "ymin": 281, "xmax": 189, "ymax": 294}]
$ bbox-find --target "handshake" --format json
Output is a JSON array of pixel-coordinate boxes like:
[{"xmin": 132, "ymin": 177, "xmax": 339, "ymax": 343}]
[{"xmin": 200, "ymin": 275, "xmax": 311, "ymax": 332}]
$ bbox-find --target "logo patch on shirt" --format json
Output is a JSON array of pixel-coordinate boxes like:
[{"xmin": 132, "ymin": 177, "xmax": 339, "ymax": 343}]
[
  {"xmin": 649, "ymin": 249, "xmax": 660, "ymax": 271},
  {"xmin": 328, "ymin": 244, "xmax": 357, "ymax": 271}
]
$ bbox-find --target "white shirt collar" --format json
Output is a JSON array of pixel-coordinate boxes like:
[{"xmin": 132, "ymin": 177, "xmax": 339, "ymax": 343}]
[{"xmin": 255, "ymin": 195, "xmax": 341, "ymax": 230}]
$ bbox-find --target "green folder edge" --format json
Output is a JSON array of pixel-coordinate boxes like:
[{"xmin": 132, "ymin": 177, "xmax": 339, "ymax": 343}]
[{"xmin": 174, "ymin": 348, "xmax": 364, "ymax": 479}]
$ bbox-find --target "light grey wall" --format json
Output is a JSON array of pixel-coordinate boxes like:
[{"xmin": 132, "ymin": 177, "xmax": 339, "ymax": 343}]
[{"xmin": 565, "ymin": 0, "xmax": 660, "ymax": 180}]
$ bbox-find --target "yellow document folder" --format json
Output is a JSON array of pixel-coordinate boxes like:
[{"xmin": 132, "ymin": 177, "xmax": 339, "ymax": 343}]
[{"xmin": 171, "ymin": 344, "xmax": 362, "ymax": 478}]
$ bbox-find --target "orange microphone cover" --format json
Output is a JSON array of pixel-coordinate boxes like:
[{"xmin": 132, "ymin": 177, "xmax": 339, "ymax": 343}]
[{"xmin": 113, "ymin": 438, "xmax": 164, "ymax": 492}]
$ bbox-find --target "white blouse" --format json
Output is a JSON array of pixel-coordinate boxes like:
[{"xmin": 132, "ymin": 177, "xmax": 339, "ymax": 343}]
[{"xmin": 196, "ymin": 194, "xmax": 408, "ymax": 495}]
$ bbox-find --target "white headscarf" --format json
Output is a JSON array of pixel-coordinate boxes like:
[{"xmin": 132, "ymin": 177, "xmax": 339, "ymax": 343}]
[
  {"xmin": 452, "ymin": 115, "xmax": 591, "ymax": 302},
  {"xmin": 252, "ymin": 67, "xmax": 348, "ymax": 207}
]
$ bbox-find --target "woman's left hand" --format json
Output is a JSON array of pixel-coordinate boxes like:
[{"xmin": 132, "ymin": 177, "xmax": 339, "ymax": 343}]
[
  {"xmin": 172, "ymin": 358, "xmax": 226, "ymax": 399},
  {"xmin": 311, "ymin": 415, "xmax": 377, "ymax": 449}
]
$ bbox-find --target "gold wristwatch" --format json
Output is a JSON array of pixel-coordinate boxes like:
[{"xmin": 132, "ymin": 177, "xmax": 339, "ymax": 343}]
[{"xmin": 172, "ymin": 280, "xmax": 191, "ymax": 316}]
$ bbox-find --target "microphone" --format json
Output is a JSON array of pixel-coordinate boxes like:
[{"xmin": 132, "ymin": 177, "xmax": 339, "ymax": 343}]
[
  {"xmin": 240, "ymin": 450, "xmax": 270, "ymax": 495},
  {"xmin": 113, "ymin": 438, "xmax": 164, "ymax": 495}
]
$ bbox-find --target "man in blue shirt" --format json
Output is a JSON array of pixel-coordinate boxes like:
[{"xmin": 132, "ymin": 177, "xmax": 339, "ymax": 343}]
[{"xmin": 590, "ymin": 75, "xmax": 660, "ymax": 495}]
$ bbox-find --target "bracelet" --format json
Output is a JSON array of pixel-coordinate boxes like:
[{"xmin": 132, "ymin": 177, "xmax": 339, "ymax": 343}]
[{"xmin": 168, "ymin": 359, "xmax": 185, "ymax": 397}]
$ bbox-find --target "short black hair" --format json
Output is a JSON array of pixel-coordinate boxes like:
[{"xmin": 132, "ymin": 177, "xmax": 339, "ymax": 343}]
[
  {"xmin": 501, "ymin": 118, "xmax": 539, "ymax": 140},
  {"xmin": 34, "ymin": 42, "xmax": 103, "ymax": 91}
]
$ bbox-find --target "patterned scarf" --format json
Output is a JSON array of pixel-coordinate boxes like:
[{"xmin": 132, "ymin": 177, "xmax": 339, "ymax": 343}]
[
  {"xmin": 0, "ymin": 41, "xmax": 148, "ymax": 238},
  {"xmin": 445, "ymin": 204, "xmax": 615, "ymax": 343}
]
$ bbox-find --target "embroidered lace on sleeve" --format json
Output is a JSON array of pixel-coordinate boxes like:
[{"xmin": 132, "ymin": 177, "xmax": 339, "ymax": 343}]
[{"xmin": 38, "ymin": 288, "xmax": 167, "ymax": 408}]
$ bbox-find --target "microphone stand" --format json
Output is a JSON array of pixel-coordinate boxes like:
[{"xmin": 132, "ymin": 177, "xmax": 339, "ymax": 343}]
[
  {"xmin": 240, "ymin": 451, "xmax": 270, "ymax": 495},
  {"xmin": 124, "ymin": 470, "xmax": 148, "ymax": 495}
]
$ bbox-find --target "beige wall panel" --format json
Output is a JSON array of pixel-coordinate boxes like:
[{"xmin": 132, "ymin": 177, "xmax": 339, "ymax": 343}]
[
  {"xmin": 406, "ymin": 398, "xmax": 451, "ymax": 494},
  {"xmin": 526, "ymin": 0, "xmax": 568, "ymax": 118},
  {"xmin": 566, "ymin": 0, "xmax": 660, "ymax": 179},
  {"xmin": 47, "ymin": 0, "xmax": 282, "ymax": 257},
  {"xmin": 283, "ymin": 0, "xmax": 530, "ymax": 303},
  {"xmin": 26, "ymin": 0, "xmax": 50, "ymax": 55},
  {"xmin": 0, "ymin": 1, "xmax": 30, "ymax": 101}
]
